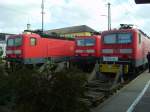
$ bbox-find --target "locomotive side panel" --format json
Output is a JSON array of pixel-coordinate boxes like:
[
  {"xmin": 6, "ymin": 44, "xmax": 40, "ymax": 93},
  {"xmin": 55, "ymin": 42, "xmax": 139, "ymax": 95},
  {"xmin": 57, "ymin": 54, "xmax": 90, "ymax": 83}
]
[
  {"xmin": 46, "ymin": 38, "xmax": 75, "ymax": 57},
  {"xmin": 6, "ymin": 33, "xmax": 75, "ymax": 64},
  {"xmin": 134, "ymin": 30, "xmax": 150, "ymax": 67}
]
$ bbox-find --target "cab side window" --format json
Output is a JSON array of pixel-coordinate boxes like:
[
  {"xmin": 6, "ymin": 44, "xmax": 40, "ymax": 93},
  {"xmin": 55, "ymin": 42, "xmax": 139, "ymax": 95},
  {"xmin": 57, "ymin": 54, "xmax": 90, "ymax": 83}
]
[
  {"xmin": 30, "ymin": 37, "xmax": 36, "ymax": 46},
  {"xmin": 138, "ymin": 33, "xmax": 141, "ymax": 44}
]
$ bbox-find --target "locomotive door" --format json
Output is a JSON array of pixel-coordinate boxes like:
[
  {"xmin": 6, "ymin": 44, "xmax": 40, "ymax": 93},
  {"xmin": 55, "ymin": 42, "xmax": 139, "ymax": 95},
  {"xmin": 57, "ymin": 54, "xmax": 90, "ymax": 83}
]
[
  {"xmin": 141, "ymin": 35, "xmax": 146, "ymax": 65},
  {"xmin": 138, "ymin": 33, "xmax": 145, "ymax": 66},
  {"xmin": 142, "ymin": 43, "xmax": 146, "ymax": 64}
]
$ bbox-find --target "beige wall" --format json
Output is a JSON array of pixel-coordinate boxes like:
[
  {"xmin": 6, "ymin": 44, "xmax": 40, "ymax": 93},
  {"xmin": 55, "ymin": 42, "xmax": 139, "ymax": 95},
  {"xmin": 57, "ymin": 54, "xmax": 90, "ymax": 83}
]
[{"xmin": 60, "ymin": 32, "xmax": 92, "ymax": 38}]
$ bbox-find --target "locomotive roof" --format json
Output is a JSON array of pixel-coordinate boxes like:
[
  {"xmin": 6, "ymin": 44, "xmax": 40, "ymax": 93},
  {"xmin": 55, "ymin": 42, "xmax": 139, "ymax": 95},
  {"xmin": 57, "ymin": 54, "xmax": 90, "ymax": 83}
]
[
  {"xmin": 23, "ymin": 30, "xmax": 75, "ymax": 41},
  {"xmin": 102, "ymin": 28, "xmax": 150, "ymax": 39},
  {"xmin": 138, "ymin": 29, "xmax": 150, "ymax": 39},
  {"xmin": 101, "ymin": 28, "xmax": 135, "ymax": 34}
]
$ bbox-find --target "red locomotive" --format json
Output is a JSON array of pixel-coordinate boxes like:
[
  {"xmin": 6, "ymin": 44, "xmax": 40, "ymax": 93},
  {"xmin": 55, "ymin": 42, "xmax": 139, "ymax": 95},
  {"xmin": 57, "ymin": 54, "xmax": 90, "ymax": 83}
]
[
  {"xmin": 75, "ymin": 35, "xmax": 101, "ymax": 58},
  {"xmin": 74, "ymin": 35, "xmax": 101, "ymax": 71},
  {"xmin": 100, "ymin": 24, "xmax": 150, "ymax": 74},
  {"xmin": 6, "ymin": 31, "xmax": 75, "ymax": 64}
]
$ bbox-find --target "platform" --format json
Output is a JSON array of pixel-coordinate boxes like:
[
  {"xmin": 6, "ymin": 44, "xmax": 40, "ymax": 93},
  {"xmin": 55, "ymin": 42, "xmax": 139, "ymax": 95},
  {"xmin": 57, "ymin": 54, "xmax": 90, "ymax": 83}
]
[{"xmin": 92, "ymin": 70, "xmax": 150, "ymax": 112}]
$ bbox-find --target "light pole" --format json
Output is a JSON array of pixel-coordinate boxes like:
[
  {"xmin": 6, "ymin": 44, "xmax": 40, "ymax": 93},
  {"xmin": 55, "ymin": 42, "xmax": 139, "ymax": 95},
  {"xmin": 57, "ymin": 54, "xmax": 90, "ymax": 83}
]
[
  {"xmin": 100, "ymin": 2, "xmax": 111, "ymax": 31},
  {"xmin": 107, "ymin": 2, "xmax": 111, "ymax": 30},
  {"xmin": 41, "ymin": 0, "xmax": 44, "ymax": 32}
]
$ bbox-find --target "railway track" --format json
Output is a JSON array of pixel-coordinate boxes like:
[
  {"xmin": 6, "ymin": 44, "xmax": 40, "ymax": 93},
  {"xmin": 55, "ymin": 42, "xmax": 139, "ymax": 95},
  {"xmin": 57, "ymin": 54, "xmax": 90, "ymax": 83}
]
[
  {"xmin": 83, "ymin": 79, "xmax": 122, "ymax": 107},
  {"xmin": 81, "ymin": 65, "xmax": 147, "ymax": 107}
]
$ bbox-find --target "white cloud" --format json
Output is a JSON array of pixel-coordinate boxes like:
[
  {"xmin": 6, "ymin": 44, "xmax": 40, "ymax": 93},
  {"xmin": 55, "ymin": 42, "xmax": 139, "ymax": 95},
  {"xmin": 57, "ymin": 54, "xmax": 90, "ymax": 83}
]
[
  {"xmin": 47, "ymin": 0, "xmax": 108, "ymax": 31},
  {"xmin": 1, "ymin": 0, "xmax": 40, "ymax": 6},
  {"xmin": 0, "ymin": 0, "xmax": 150, "ymax": 35}
]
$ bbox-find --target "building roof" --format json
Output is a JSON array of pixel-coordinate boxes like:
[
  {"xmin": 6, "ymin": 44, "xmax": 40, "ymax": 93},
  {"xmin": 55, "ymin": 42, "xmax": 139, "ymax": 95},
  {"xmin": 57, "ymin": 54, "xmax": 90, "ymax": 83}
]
[
  {"xmin": 46, "ymin": 25, "xmax": 97, "ymax": 34},
  {"xmin": 0, "ymin": 33, "xmax": 14, "ymax": 41}
]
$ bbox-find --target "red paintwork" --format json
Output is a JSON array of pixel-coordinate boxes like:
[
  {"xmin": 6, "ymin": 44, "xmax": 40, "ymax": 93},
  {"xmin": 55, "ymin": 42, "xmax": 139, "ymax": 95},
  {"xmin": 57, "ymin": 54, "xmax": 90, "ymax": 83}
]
[
  {"xmin": 6, "ymin": 33, "xmax": 75, "ymax": 62},
  {"xmin": 75, "ymin": 35, "xmax": 101, "ymax": 57},
  {"xmin": 101, "ymin": 28, "xmax": 150, "ymax": 63}
]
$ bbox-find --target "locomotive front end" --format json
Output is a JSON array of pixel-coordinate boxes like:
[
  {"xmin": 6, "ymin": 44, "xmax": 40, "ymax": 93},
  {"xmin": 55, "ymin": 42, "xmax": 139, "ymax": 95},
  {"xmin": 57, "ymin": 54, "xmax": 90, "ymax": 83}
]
[
  {"xmin": 100, "ymin": 30, "xmax": 134, "ymax": 74},
  {"xmin": 6, "ymin": 35, "xmax": 23, "ymax": 63}
]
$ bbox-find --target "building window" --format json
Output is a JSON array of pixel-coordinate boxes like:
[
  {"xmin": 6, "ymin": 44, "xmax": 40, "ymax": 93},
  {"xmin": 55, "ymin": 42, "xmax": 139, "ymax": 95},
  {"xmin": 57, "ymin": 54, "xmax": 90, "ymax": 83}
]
[{"xmin": 30, "ymin": 38, "xmax": 36, "ymax": 46}]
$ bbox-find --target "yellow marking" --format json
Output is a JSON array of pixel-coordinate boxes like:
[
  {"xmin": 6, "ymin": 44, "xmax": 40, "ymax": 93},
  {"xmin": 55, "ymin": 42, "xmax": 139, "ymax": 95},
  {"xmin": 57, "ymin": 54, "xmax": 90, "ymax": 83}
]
[{"xmin": 100, "ymin": 64, "xmax": 128, "ymax": 74}]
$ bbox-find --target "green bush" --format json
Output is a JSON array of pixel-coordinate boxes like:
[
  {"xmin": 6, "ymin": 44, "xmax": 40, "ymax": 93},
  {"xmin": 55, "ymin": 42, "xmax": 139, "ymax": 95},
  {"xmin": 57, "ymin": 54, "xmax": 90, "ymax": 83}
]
[
  {"xmin": 49, "ymin": 68, "xmax": 89, "ymax": 112},
  {"xmin": 9, "ymin": 67, "xmax": 51, "ymax": 112},
  {"xmin": 0, "ymin": 64, "xmax": 12, "ymax": 105},
  {"xmin": 8, "ymin": 66, "xmax": 90, "ymax": 112}
]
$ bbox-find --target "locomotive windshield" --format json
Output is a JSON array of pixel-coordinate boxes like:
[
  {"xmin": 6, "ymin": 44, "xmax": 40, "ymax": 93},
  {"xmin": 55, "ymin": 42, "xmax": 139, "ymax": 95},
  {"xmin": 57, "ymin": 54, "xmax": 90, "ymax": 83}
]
[
  {"xmin": 15, "ymin": 37, "xmax": 22, "ymax": 46},
  {"xmin": 7, "ymin": 37, "xmax": 22, "ymax": 46},
  {"xmin": 77, "ymin": 38, "xmax": 95, "ymax": 46},
  {"xmin": 103, "ymin": 33, "xmax": 132, "ymax": 44},
  {"xmin": 7, "ymin": 38, "xmax": 14, "ymax": 46}
]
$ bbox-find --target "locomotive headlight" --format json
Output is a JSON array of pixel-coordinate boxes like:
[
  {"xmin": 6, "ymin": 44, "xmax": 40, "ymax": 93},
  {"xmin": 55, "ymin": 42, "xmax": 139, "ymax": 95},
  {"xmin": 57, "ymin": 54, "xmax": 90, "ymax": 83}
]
[
  {"xmin": 119, "ymin": 49, "xmax": 132, "ymax": 54},
  {"xmin": 102, "ymin": 49, "xmax": 113, "ymax": 53},
  {"xmin": 6, "ymin": 50, "xmax": 13, "ymax": 54},
  {"xmin": 14, "ymin": 50, "xmax": 22, "ymax": 54},
  {"xmin": 86, "ymin": 49, "xmax": 95, "ymax": 53},
  {"xmin": 75, "ymin": 50, "xmax": 83, "ymax": 53}
]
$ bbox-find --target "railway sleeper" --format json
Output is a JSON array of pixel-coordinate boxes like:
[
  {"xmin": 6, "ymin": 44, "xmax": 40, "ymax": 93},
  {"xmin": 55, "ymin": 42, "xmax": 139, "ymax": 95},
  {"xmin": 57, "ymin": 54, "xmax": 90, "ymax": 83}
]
[
  {"xmin": 83, "ymin": 63, "xmax": 126, "ymax": 107},
  {"xmin": 84, "ymin": 91, "xmax": 105, "ymax": 106}
]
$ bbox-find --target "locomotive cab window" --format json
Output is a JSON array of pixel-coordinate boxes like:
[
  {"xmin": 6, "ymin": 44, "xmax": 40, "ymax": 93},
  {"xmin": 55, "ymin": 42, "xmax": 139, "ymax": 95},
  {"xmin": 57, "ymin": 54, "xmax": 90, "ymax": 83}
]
[
  {"xmin": 85, "ymin": 38, "xmax": 95, "ymax": 46},
  {"xmin": 77, "ymin": 38, "xmax": 95, "ymax": 46},
  {"xmin": 77, "ymin": 39, "xmax": 84, "ymax": 46},
  {"xmin": 7, "ymin": 38, "xmax": 14, "ymax": 46},
  {"xmin": 15, "ymin": 37, "xmax": 22, "ymax": 46},
  {"xmin": 30, "ymin": 38, "xmax": 36, "ymax": 46},
  {"xmin": 118, "ymin": 33, "xmax": 132, "ymax": 43},
  {"xmin": 103, "ymin": 34, "xmax": 116, "ymax": 44},
  {"xmin": 103, "ymin": 33, "xmax": 132, "ymax": 44}
]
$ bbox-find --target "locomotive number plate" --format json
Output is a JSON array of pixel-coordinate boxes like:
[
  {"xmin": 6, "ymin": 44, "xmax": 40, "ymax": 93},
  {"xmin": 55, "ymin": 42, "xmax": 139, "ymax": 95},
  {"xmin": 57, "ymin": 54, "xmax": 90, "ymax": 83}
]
[{"xmin": 103, "ymin": 56, "xmax": 118, "ymax": 61}]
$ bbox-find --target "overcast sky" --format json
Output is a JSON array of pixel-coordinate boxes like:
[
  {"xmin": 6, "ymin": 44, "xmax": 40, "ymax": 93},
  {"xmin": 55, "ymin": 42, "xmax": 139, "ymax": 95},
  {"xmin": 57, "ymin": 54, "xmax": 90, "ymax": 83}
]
[{"xmin": 0, "ymin": 0, "xmax": 150, "ymax": 35}]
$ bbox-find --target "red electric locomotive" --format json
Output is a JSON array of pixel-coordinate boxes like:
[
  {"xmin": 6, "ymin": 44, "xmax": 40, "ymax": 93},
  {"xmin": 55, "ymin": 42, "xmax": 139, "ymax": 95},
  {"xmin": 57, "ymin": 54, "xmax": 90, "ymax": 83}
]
[
  {"xmin": 74, "ymin": 35, "xmax": 101, "ymax": 71},
  {"xmin": 6, "ymin": 31, "xmax": 75, "ymax": 64},
  {"xmin": 75, "ymin": 35, "xmax": 101, "ymax": 58},
  {"xmin": 100, "ymin": 24, "xmax": 150, "ymax": 74}
]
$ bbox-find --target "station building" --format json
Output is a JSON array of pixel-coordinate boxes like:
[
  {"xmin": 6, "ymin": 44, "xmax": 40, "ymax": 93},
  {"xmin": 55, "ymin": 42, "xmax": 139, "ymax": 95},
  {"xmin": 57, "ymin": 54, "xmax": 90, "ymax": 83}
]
[{"xmin": 46, "ymin": 25, "xmax": 98, "ymax": 38}]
